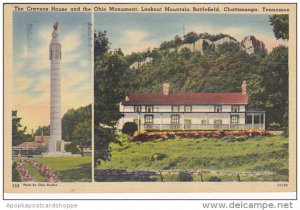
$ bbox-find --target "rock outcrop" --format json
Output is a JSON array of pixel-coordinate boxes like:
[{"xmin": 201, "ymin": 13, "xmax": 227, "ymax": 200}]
[
  {"xmin": 212, "ymin": 36, "xmax": 238, "ymax": 50},
  {"xmin": 241, "ymin": 35, "xmax": 265, "ymax": 54}
]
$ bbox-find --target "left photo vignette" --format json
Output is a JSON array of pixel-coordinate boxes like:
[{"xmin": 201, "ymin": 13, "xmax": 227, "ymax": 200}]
[{"xmin": 8, "ymin": 11, "xmax": 93, "ymax": 184}]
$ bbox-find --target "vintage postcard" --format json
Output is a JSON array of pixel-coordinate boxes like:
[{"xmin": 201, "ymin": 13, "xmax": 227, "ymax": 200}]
[{"xmin": 3, "ymin": 3, "xmax": 297, "ymax": 196}]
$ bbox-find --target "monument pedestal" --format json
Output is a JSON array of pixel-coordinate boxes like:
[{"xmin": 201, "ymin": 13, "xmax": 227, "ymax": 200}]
[
  {"xmin": 43, "ymin": 139, "xmax": 72, "ymax": 157},
  {"xmin": 42, "ymin": 152, "xmax": 72, "ymax": 157}
]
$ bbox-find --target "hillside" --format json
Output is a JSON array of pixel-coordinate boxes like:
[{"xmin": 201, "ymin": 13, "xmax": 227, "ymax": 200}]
[{"xmin": 121, "ymin": 32, "xmax": 288, "ymax": 130}]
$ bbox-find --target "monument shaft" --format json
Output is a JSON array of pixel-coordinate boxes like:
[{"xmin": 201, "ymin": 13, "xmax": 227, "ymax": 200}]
[{"xmin": 49, "ymin": 25, "xmax": 62, "ymax": 153}]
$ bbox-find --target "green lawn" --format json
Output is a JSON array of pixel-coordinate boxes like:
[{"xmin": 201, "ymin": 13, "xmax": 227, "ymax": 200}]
[
  {"xmin": 23, "ymin": 161, "xmax": 47, "ymax": 182},
  {"xmin": 32, "ymin": 157, "xmax": 92, "ymax": 182},
  {"xmin": 96, "ymin": 136, "xmax": 288, "ymax": 181}
]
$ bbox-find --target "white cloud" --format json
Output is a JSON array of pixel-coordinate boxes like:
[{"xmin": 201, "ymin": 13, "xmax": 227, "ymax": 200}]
[{"xmin": 123, "ymin": 30, "xmax": 149, "ymax": 42}]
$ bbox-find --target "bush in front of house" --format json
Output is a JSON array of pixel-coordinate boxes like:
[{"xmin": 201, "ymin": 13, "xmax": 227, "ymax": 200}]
[
  {"xmin": 122, "ymin": 122, "xmax": 138, "ymax": 136},
  {"xmin": 208, "ymin": 176, "xmax": 222, "ymax": 182},
  {"xmin": 179, "ymin": 171, "xmax": 193, "ymax": 181},
  {"xmin": 132, "ymin": 130, "xmax": 271, "ymax": 142}
]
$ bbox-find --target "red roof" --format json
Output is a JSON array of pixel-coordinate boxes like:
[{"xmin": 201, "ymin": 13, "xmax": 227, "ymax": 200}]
[
  {"xmin": 18, "ymin": 142, "xmax": 39, "ymax": 148},
  {"xmin": 122, "ymin": 92, "xmax": 248, "ymax": 105}
]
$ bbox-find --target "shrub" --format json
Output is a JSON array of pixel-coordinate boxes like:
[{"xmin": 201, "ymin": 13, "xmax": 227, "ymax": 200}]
[
  {"xmin": 152, "ymin": 153, "xmax": 167, "ymax": 160},
  {"xmin": 132, "ymin": 130, "xmax": 271, "ymax": 142},
  {"xmin": 65, "ymin": 143, "xmax": 80, "ymax": 154},
  {"xmin": 208, "ymin": 176, "xmax": 222, "ymax": 182},
  {"xmin": 118, "ymin": 134, "xmax": 131, "ymax": 143},
  {"xmin": 179, "ymin": 171, "xmax": 193, "ymax": 181},
  {"xmin": 122, "ymin": 122, "xmax": 138, "ymax": 136},
  {"xmin": 12, "ymin": 162, "xmax": 21, "ymax": 182}
]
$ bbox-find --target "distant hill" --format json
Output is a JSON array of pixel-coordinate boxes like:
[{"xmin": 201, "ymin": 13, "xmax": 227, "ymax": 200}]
[{"xmin": 127, "ymin": 32, "xmax": 266, "ymax": 70}]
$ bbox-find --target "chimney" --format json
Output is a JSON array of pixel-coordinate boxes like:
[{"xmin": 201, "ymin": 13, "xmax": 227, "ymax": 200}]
[
  {"xmin": 124, "ymin": 95, "xmax": 130, "ymax": 101},
  {"xmin": 163, "ymin": 82, "xmax": 170, "ymax": 96},
  {"xmin": 241, "ymin": 80, "xmax": 247, "ymax": 95}
]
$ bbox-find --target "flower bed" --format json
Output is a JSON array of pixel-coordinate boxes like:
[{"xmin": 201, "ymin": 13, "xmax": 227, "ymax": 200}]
[
  {"xmin": 16, "ymin": 161, "xmax": 33, "ymax": 182},
  {"xmin": 26, "ymin": 159, "xmax": 59, "ymax": 182},
  {"xmin": 132, "ymin": 130, "xmax": 271, "ymax": 142}
]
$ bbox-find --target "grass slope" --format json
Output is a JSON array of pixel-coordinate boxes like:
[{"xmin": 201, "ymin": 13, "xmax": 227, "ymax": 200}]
[
  {"xmin": 23, "ymin": 161, "xmax": 47, "ymax": 182},
  {"xmin": 96, "ymin": 136, "xmax": 288, "ymax": 181},
  {"xmin": 33, "ymin": 157, "xmax": 92, "ymax": 182}
]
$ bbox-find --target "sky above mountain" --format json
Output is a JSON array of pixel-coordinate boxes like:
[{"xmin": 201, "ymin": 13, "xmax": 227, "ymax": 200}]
[
  {"xmin": 13, "ymin": 12, "xmax": 92, "ymax": 132},
  {"xmin": 94, "ymin": 13, "xmax": 288, "ymax": 54}
]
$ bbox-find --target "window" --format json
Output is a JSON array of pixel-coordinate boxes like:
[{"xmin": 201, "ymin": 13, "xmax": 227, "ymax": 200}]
[
  {"xmin": 214, "ymin": 119, "xmax": 223, "ymax": 124},
  {"xmin": 134, "ymin": 106, "xmax": 142, "ymax": 112},
  {"xmin": 184, "ymin": 105, "xmax": 192, "ymax": 112},
  {"xmin": 171, "ymin": 115, "xmax": 180, "ymax": 124},
  {"xmin": 232, "ymin": 105, "xmax": 240, "ymax": 112},
  {"xmin": 201, "ymin": 119, "xmax": 208, "ymax": 124},
  {"xmin": 145, "ymin": 105, "xmax": 153, "ymax": 112},
  {"xmin": 172, "ymin": 106, "xmax": 180, "ymax": 112},
  {"xmin": 144, "ymin": 115, "xmax": 153, "ymax": 124},
  {"xmin": 230, "ymin": 115, "xmax": 239, "ymax": 124},
  {"xmin": 214, "ymin": 105, "xmax": 222, "ymax": 112}
]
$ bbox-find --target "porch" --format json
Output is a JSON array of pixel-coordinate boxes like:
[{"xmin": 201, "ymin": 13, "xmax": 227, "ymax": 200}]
[{"xmin": 137, "ymin": 110, "xmax": 265, "ymax": 131}]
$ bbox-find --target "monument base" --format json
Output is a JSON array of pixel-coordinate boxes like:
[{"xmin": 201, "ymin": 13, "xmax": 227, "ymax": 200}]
[{"xmin": 42, "ymin": 152, "xmax": 72, "ymax": 157}]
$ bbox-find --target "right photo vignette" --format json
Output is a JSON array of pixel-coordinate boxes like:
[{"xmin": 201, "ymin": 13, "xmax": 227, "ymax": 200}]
[{"xmin": 93, "ymin": 11, "xmax": 291, "ymax": 184}]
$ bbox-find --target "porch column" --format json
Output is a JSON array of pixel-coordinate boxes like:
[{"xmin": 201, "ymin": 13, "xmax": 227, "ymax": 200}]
[
  {"xmin": 206, "ymin": 114, "xmax": 208, "ymax": 129},
  {"xmin": 263, "ymin": 113, "xmax": 265, "ymax": 130},
  {"xmin": 252, "ymin": 112, "xmax": 254, "ymax": 129},
  {"xmin": 229, "ymin": 113, "xmax": 231, "ymax": 129},
  {"xmin": 160, "ymin": 113, "xmax": 163, "ymax": 130},
  {"xmin": 183, "ymin": 113, "xmax": 185, "ymax": 130},
  {"xmin": 138, "ymin": 113, "xmax": 140, "ymax": 130}
]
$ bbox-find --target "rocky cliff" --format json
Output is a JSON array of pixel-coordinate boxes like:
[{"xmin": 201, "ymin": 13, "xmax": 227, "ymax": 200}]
[{"xmin": 241, "ymin": 35, "xmax": 266, "ymax": 54}]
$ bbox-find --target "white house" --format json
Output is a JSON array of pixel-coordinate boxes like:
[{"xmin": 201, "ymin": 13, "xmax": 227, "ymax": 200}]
[{"xmin": 118, "ymin": 81, "xmax": 265, "ymax": 131}]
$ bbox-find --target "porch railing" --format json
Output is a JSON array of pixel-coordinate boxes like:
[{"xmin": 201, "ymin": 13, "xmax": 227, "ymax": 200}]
[{"xmin": 142, "ymin": 124, "xmax": 265, "ymax": 130}]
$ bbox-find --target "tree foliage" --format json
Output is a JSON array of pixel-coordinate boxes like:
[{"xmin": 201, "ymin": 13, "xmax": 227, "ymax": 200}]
[
  {"xmin": 72, "ymin": 121, "xmax": 91, "ymax": 156},
  {"xmin": 94, "ymin": 30, "xmax": 128, "ymax": 166},
  {"xmin": 269, "ymin": 15, "xmax": 289, "ymax": 40},
  {"xmin": 12, "ymin": 110, "xmax": 32, "ymax": 146},
  {"xmin": 61, "ymin": 104, "xmax": 91, "ymax": 142}
]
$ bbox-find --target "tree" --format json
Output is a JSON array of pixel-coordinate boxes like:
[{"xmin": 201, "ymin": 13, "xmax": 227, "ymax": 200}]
[
  {"xmin": 183, "ymin": 32, "xmax": 198, "ymax": 44},
  {"xmin": 174, "ymin": 35, "xmax": 182, "ymax": 47},
  {"xmin": 62, "ymin": 105, "xmax": 91, "ymax": 141},
  {"xmin": 255, "ymin": 46, "xmax": 288, "ymax": 130},
  {"xmin": 12, "ymin": 110, "xmax": 32, "ymax": 146},
  {"xmin": 94, "ymin": 31, "xmax": 128, "ymax": 166},
  {"xmin": 72, "ymin": 121, "xmax": 91, "ymax": 157},
  {"xmin": 34, "ymin": 125, "xmax": 50, "ymax": 136},
  {"xmin": 269, "ymin": 15, "xmax": 289, "ymax": 40},
  {"xmin": 94, "ymin": 30, "xmax": 110, "ymax": 60}
]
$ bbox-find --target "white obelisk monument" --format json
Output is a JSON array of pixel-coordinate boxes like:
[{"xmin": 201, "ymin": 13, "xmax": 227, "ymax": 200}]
[
  {"xmin": 49, "ymin": 21, "xmax": 61, "ymax": 154},
  {"xmin": 43, "ymin": 22, "xmax": 71, "ymax": 156}
]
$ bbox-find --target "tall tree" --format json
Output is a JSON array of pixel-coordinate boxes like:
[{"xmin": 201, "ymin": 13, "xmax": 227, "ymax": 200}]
[
  {"xmin": 12, "ymin": 110, "xmax": 32, "ymax": 146},
  {"xmin": 269, "ymin": 14, "xmax": 289, "ymax": 40},
  {"xmin": 72, "ymin": 121, "xmax": 91, "ymax": 157},
  {"xmin": 62, "ymin": 104, "xmax": 91, "ymax": 141},
  {"xmin": 255, "ymin": 46, "xmax": 288, "ymax": 130},
  {"xmin": 94, "ymin": 31, "xmax": 128, "ymax": 166}
]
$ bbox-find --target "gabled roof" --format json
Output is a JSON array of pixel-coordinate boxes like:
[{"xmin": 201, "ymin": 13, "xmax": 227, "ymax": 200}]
[
  {"xmin": 122, "ymin": 92, "xmax": 248, "ymax": 105},
  {"xmin": 18, "ymin": 142, "xmax": 39, "ymax": 148}
]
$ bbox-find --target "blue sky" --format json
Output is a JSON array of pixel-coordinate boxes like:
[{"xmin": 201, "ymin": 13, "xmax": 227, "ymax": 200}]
[
  {"xmin": 94, "ymin": 13, "xmax": 287, "ymax": 54},
  {"xmin": 13, "ymin": 12, "xmax": 92, "ymax": 131}
]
